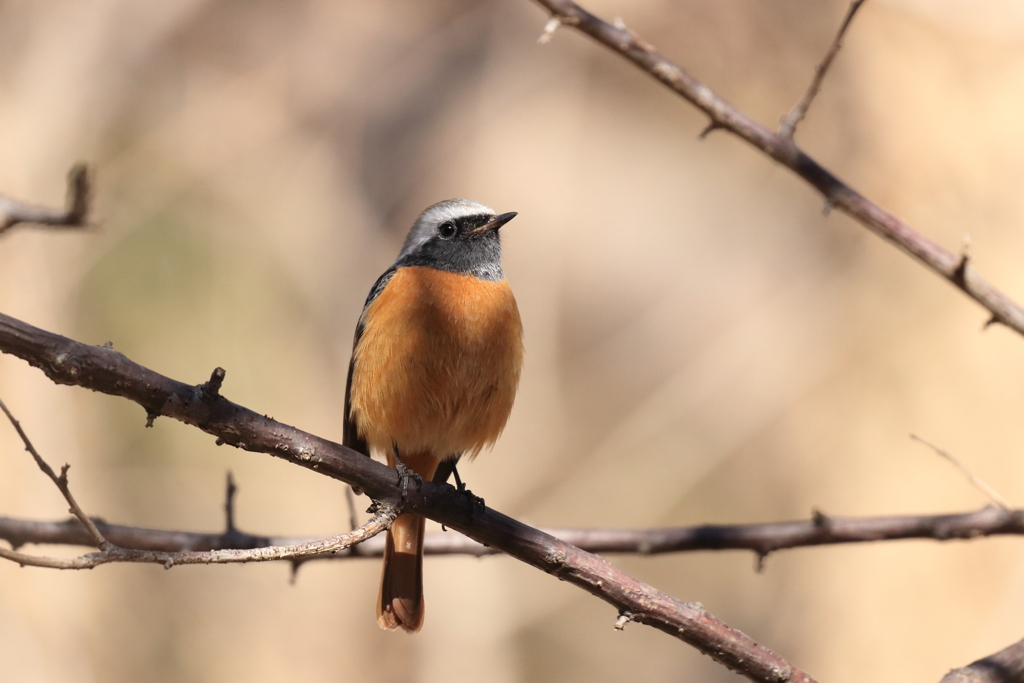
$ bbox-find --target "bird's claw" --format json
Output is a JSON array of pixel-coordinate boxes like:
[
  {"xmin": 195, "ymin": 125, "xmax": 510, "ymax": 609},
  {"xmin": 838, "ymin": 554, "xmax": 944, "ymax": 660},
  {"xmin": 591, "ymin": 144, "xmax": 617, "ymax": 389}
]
[
  {"xmin": 392, "ymin": 448, "xmax": 422, "ymax": 504},
  {"xmin": 449, "ymin": 463, "xmax": 484, "ymax": 514}
]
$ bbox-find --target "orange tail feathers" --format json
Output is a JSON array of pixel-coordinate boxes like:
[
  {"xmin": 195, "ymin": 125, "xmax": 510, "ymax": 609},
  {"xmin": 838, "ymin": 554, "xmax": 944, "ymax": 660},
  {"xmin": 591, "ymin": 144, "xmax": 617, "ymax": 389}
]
[
  {"xmin": 377, "ymin": 512, "xmax": 426, "ymax": 632},
  {"xmin": 377, "ymin": 449, "xmax": 440, "ymax": 633}
]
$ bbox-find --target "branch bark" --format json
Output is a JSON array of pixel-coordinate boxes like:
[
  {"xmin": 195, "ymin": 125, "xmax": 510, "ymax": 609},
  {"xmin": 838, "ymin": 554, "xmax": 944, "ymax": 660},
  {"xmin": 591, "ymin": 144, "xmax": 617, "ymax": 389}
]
[
  {"xmin": 0, "ymin": 310, "xmax": 816, "ymax": 683},
  {"xmin": 530, "ymin": 0, "xmax": 1024, "ymax": 335},
  {"xmin": 3, "ymin": 505, "xmax": 1021, "ymax": 562},
  {"xmin": 940, "ymin": 637, "xmax": 1024, "ymax": 683}
]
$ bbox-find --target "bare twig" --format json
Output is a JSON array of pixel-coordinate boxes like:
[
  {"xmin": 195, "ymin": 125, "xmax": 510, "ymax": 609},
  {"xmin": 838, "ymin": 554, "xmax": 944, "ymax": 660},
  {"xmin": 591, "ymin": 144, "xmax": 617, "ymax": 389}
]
[
  {"xmin": 0, "ymin": 505, "xmax": 398, "ymax": 570},
  {"xmin": 0, "ymin": 396, "xmax": 109, "ymax": 549},
  {"xmin": 779, "ymin": 0, "xmax": 867, "ymax": 138},
  {"xmin": 2, "ymin": 505, "xmax": 1021, "ymax": 561},
  {"xmin": 911, "ymin": 434, "xmax": 1014, "ymax": 513},
  {"xmin": 0, "ymin": 164, "xmax": 92, "ymax": 234},
  {"xmin": 0, "ymin": 311, "xmax": 814, "ymax": 683},
  {"xmin": 529, "ymin": 0, "xmax": 1024, "ymax": 337},
  {"xmin": 0, "ymin": 391, "xmax": 398, "ymax": 568},
  {"xmin": 940, "ymin": 636, "xmax": 1024, "ymax": 683}
]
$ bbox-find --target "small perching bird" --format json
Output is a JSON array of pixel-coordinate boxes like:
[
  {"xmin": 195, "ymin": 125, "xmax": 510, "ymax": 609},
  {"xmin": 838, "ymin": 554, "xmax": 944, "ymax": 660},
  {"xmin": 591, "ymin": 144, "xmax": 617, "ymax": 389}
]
[{"xmin": 343, "ymin": 199, "xmax": 524, "ymax": 632}]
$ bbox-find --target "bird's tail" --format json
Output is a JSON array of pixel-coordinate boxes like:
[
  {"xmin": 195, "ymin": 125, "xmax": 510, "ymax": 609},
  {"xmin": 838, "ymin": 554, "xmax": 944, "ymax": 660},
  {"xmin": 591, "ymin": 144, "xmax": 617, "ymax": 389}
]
[{"xmin": 377, "ymin": 511, "xmax": 426, "ymax": 632}]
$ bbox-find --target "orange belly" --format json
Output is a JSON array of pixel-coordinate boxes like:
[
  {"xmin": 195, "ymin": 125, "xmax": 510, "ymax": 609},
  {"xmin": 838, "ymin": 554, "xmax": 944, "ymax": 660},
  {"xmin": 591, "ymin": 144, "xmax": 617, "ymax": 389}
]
[{"xmin": 349, "ymin": 266, "xmax": 523, "ymax": 460}]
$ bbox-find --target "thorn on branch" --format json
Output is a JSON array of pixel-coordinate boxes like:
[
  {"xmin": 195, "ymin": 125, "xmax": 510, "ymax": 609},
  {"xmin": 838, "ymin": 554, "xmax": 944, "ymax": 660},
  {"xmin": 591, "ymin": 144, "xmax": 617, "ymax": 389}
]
[
  {"xmin": 145, "ymin": 410, "xmax": 158, "ymax": 428},
  {"xmin": 65, "ymin": 164, "xmax": 91, "ymax": 226},
  {"xmin": 953, "ymin": 254, "xmax": 969, "ymax": 288},
  {"xmin": 614, "ymin": 611, "xmax": 636, "ymax": 630},
  {"xmin": 698, "ymin": 121, "xmax": 722, "ymax": 140},
  {"xmin": 538, "ymin": 17, "xmax": 561, "ymax": 44},
  {"xmin": 822, "ymin": 199, "xmax": 836, "ymax": 216},
  {"xmin": 200, "ymin": 367, "xmax": 226, "ymax": 401},
  {"xmin": 224, "ymin": 472, "xmax": 238, "ymax": 534},
  {"xmin": 812, "ymin": 508, "xmax": 831, "ymax": 528},
  {"xmin": 983, "ymin": 314, "xmax": 1002, "ymax": 330},
  {"xmin": 754, "ymin": 552, "xmax": 770, "ymax": 573}
]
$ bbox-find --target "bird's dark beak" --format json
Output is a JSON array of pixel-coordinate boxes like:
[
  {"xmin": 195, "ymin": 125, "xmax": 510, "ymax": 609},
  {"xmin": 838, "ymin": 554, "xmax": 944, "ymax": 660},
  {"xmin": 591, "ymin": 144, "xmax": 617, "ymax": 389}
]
[{"xmin": 472, "ymin": 211, "xmax": 517, "ymax": 235}]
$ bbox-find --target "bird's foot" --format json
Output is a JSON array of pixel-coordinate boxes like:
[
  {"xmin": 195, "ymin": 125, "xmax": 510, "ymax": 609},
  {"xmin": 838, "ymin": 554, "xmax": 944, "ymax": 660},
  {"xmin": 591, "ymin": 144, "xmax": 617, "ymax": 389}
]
[
  {"xmin": 392, "ymin": 447, "xmax": 422, "ymax": 505},
  {"xmin": 450, "ymin": 463, "xmax": 485, "ymax": 514}
]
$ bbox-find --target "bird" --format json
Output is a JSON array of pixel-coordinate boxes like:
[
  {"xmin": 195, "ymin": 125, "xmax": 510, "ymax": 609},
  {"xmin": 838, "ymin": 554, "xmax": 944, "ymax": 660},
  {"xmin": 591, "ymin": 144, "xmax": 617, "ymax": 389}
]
[{"xmin": 344, "ymin": 198, "xmax": 524, "ymax": 633}]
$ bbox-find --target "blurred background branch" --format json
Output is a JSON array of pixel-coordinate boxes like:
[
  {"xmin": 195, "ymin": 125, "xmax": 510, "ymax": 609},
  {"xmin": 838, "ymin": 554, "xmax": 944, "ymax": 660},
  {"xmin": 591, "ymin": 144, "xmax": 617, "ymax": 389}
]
[
  {"xmin": 3, "ymin": 505, "xmax": 1022, "ymax": 563},
  {"xmin": 0, "ymin": 164, "xmax": 91, "ymax": 234},
  {"xmin": 2, "ymin": 501, "xmax": 1024, "ymax": 565},
  {"xmin": 778, "ymin": 0, "xmax": 866, "ymax": 138},
  {"xmin": 531, "ymin": 0, "xmax": 1024, "ymax": 335}
]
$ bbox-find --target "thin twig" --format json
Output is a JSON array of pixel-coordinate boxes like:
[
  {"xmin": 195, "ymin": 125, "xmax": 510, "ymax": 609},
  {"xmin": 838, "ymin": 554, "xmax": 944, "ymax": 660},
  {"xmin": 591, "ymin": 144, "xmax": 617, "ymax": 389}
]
[
  {"xmin": 0, "ymin": 396, "xmax": 109, "ymax": 549},
  {"xmin": 344, "ymin": 486, "xmax": 359, "ymax": 532},
  {"xmin": 529, "ymin": 0, "xmax": 1024, "ymax": 337},
  {"xmin": 779, "ymin": 0, "xmax": 867, "ymax": 138},
  {"xmin": 2, "ymin": 505, "xmax": 1022, "ymax": 561},
  {"xmin": 0, "ymin": 164, "xmax": 92, "ymax": 234},
  {"xmin": 0, "ymin": 504, "xmax": 398, "ymax": 570},
  {"xmin": 940, "ymin": 635, "xmax": 1024, "ymax": 683},
  {"xmin": 911, "ymin": 434, "xmax": 1014, "ymax": 513}
]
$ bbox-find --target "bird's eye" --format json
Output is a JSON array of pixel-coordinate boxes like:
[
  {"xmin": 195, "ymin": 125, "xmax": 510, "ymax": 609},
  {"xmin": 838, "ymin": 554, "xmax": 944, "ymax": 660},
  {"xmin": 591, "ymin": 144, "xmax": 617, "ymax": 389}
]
[{"xmin": 438, "ymin": 221, "xmax": 457, "ymax": 238}]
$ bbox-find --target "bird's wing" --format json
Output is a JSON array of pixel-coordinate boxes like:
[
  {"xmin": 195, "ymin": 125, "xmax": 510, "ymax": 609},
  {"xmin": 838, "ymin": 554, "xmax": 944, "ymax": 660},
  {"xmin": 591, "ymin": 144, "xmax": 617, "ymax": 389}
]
[{"xmin": 343, "ymin": 266, "xmax": 398, "ymax": 457}]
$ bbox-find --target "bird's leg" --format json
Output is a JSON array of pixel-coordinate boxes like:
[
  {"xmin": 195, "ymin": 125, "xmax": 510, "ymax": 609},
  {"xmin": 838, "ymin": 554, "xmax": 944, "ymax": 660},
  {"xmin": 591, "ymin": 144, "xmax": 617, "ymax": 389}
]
[
  {"xmin": 450, "ymin": 462, "xmax": 465, "ymax": 493},
  {"xmin": 391, "ymin": 445, "xmax": 422, "ymax": 505},
  {"xmin": 449, "ymin": 462, "xmax": 485, "ymax": 513}
]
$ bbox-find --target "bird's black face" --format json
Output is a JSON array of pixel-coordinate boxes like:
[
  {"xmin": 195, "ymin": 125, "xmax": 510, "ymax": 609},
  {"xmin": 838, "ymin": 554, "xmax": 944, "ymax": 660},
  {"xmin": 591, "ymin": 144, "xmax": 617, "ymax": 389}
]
[{"xmin": 395, "ymin": 210, "xmax": 517, "ymax": 281}]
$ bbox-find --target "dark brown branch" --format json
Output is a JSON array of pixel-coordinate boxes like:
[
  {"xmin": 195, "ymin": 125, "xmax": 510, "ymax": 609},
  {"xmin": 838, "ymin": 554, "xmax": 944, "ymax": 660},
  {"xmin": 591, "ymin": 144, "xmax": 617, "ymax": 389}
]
[
  {"xmin": 0, "ymin": 164, "xmax": 92, "ymax": 234},
  {"xmin": 778, "ymin": 0, "xmax": 867, "ymax": 138},
  {"xmin": 3, "ymin": 505, "xmax": 1022, "ymax": 561},
  {"xmin": 940, "ymin": 637, "xmax": 1024, "ymax": 683},
  {"xmin": 530, "ymin": 0, "xmax": 1024, "ymax": 337},
  {"xmin": 0, "ymin": 310, "xmax": 815, "ymax": 683}
]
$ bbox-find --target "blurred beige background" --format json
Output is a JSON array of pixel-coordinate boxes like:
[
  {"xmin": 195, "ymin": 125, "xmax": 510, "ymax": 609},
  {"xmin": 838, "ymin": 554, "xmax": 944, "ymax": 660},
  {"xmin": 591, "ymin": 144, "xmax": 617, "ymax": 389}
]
[{"xmin": 2, "ymin": 1, "xmax": 1024, "ymax": 681}]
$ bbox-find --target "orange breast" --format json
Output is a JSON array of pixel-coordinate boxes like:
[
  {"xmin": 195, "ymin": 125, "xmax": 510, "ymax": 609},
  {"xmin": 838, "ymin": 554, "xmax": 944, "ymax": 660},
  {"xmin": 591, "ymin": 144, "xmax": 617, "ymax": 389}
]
[{"xmin": 349, "ymin": 266, "xmax": 524, "ymax": 460}]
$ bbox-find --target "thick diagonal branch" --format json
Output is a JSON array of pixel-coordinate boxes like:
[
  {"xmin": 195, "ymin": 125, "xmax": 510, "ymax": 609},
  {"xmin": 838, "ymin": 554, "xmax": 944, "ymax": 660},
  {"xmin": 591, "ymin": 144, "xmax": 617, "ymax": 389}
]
[
  {"xmin": 0, "ymin": 311, "xmax": 816, "ymax": 682},
  {"xmin": 530, "ymin": 0, "xmax": 1024, "ymax": 335},
  {"xmin": 940, "ymin": 636, "xmax": 1024, "ymax": 683}
]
